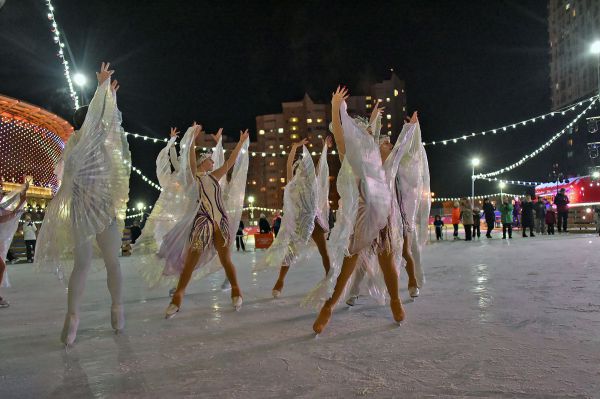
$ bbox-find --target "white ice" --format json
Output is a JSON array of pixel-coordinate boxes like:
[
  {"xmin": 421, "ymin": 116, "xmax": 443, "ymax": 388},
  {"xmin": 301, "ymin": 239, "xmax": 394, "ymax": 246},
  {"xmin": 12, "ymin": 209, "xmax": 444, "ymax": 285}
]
[{"xmin": 1, "ymin": 234, "xmax": 599, "ymax": 398}]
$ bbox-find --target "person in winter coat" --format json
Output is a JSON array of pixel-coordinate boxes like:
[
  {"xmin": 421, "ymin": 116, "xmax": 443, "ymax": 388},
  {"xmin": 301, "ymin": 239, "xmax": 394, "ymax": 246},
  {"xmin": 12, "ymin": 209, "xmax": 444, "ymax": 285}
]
[
  {"xmin": 451, "ymin": 201, "xmax": 461, "ymax": 239},
  {"xmin": 258, "ymin": 213, "xmax": 271, "ymax": 234},
  {"xmin": 513, "ymin": 198, "xmax": 521, "ymax": 227},
  {"xmin": 236, "ymin": 220, "xmax": 245, "ymax": 251},
  {"xmin": 554, "ymin": 188, "xmax": 570, "ymax": 233},
  {"xmin": 534, "ymin": 197, "xmax": 547, "ymax": 234},
  {"xmin": 499, "ymin": 197, "xmax": 514, "ymax": 239},
  {"xmin": 433, "ymin": 215, "xmax": 444, "ymax": 240},
  {"xmin": 482, "ymin": 198, "xmax": 496, "ymax": 238},
  {"xmin": 472, "ymin": 207, "xmax": 481, "ymax": 238},
  {"xmin": 545, "ymin": 207, "xmax": 556, "ymax": 235},
  {"xmin": 22, "ymin": 214, "xmax": 37, "ymax": 262},
  {"xmin": 520, "ymin": 195, "xmax": 535, "ymax": 237},
  {"xmin": 460, "ymin": 198, "xmax": 473, "ymax": 241},
  {"xmin": 272, "ymin": 213, "xmax": 282, "ymax": 237}
]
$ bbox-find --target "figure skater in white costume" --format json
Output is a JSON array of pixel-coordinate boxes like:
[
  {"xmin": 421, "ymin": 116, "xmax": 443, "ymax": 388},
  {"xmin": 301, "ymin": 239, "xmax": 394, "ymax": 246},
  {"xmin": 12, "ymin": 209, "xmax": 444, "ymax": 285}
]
[
  {"xmin": 0, "ymin": 183, "xmax": 28, "ymax": 308},
  {"xmin": 36, "ymin": 62, "xmax": 131, "ymax": 345},
  {"xmin": 159, "ymin": 124, "xmax": 250, "ymax": 318},
  {"xmin": 255, "ymin": 136, "xmax": 332, "ymax": 298}
]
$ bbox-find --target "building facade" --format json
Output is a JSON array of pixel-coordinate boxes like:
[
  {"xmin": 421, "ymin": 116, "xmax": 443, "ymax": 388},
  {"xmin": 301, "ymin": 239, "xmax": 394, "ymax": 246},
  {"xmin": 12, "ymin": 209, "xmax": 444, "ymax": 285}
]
[{"xmin": 548, "ymin": 0, "xmax": 600, "ymax": 109}]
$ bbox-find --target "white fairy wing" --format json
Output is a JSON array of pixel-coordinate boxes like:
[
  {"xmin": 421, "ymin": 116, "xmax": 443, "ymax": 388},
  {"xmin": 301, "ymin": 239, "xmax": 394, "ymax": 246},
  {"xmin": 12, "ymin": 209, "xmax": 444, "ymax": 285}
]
[
  {"xmin": 0, "ymin": 184, "xmax": 27, "ymax": 270},
  {"xmin": 258, "ymin": 145, "xmax": 317, "ymax": 271},
  {"xmin": 314, "ymin": 142, "xmax": 330, "ymax": 232},
  {"xmin": 156, "ymin": 136, "xmax": 177, "ymax": 187},
  {"xmin": 339, "ymin": 101, "xmax": 390, "ymax": 254},
  {"xmin": 35, "ymin": 79, "xmax": 131, "ymax": 278}
]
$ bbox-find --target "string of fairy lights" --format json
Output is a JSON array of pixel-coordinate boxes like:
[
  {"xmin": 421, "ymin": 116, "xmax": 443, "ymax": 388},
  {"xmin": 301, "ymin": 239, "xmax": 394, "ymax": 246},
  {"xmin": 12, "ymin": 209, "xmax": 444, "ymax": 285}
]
[
  {"xmin": 423, "ymin": 95, "xmax": 597, "ymax": 147},
  {"xmin": 434, "ymin": 192, "xmax": 519, "ymax": 203}
]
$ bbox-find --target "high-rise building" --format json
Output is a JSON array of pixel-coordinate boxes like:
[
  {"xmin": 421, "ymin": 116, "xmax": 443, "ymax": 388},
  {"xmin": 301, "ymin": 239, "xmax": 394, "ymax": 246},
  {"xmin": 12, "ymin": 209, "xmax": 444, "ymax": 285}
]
[{"xmin": 548, "ymin": 0, "xmax": 600, "ymax": 110}]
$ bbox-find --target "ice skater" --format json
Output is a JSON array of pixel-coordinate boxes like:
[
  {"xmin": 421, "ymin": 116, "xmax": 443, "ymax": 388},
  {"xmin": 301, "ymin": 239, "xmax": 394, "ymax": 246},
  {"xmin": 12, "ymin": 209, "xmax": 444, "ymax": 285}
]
[
  {"xmin": 35, "ymin": 62, "xmax": 131, "ymax": 345},
  {"xmin": 0, "ymin": 183, "xmax": 28, "ymax": 308},
  {"xmin": 158, "ymin": 123, "xmax": 250, "ymax": 318},
  {"xmin": 255, "ymin": 136, "xmax": 332, "ymax": 298}
]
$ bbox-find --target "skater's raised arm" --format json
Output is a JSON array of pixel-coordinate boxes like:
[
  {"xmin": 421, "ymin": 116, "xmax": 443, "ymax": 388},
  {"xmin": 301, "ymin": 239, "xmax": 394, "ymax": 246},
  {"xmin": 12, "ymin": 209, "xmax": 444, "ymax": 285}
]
[
  {"xmin": 188, "ymin": 123, "xmax": 202, "ymax": 175},
  {"xmin": 331, "ymin": 86, "xmax": 349, "ymax": 159},
  {"xmin": 287, "ymin": 139, "xmax": 308, "ymax": 182},
  {"xmin": 211, "ymin": 129, "xmax": 250, "ymax": 181},
  {"xmin": 169, "ymin": 127, "xmax": 180, "ymax": 173}
]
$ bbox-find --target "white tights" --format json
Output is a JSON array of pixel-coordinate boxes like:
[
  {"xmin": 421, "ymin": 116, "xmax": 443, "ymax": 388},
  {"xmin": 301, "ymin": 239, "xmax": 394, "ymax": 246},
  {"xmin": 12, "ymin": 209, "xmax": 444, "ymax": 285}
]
[{"xmin": 67, "ymin": 221, "xmax": 122, "ymax": 316}]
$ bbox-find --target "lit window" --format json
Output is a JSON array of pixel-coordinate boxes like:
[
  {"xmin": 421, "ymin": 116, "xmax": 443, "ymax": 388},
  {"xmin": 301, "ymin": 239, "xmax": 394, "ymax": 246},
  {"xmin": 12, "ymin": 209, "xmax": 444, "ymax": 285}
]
[
  {"xmin": 366, "ymin": 104, "xmax": 372, "ymax": 109},
  {"xmin": 269, "ymin": 145, "xmax": 274, "ymax": 149},
  {"xmin": 291, "ymin": 134, "xmax": 299, "ymax": 139},
  {"xmin": 572, "ymin": 9, "xmax": 576, "ymax": 16},
  {"xmin": 387, "ymin": 131, "xmax": 392, "ymax": 135},
  {"xmin": 291, "ymin": 126, "xmax": 298, "ymax": 131},
  {"xmin": 316, "ymin": 118, "xmax": 323, "ymax": 123},
  {"xmin": 307, "ymin": 118, "xmax": 313, "ymax": 123},
  {"xmin": 386, "ymin": 114, "xmax": 391, "ymax": 120},
  {"xmin": 279, "ymin": 144, "xmax": 284, "ymax": 149},
  {"xmin": 401, "ymin": 89, "xmax": 404, "ymax": 93},
  {"xmin": 269, "ymin": 178, "xmax": 276, "ymax": 182},
  {"xmin": 280, "ymin": 178, "xmax": 285, "ymax": 183},
  {"xmin": 366, "ymin": 96, "xmax": 372, "ymax": 100},
  {"xmin": 565, "ymin": 3, "xmax": 570, "ymax": 10},
  {"xmin": 309, "ymin": 144, "xmax": 313, "ymax": 147},
  {"xmin": 393, "ymin": 89, "xmax": 399, "ymax": 97},
  {"xmin": 386, "ymin": 97, "xmax": 390, "ymax": 102},
  {"xmin": 377, "ymin": 99, "xmax": 383, "ymax": 103},
  {"xmin": 317, "ymin": 134, "xmax": 323, "ymax": 139},
  {"xmin": 278, "ymin": 128, "xmax": 284, "ymax": 133},
  {"xmin": 290, "ymin": 117, "xmax": 298, "ymax": 122},
  {"xmin": 403, "ymin": 106, "xmax": 406, "ymax": 112},
  {"xmin": 260, "ymin": 187, "xmax": 266, "ymax": 192},
  {"xmin": 387, "ymin": 123, "xmax": 392, "ymax": 128},
  {"xmin": 259, "ymin": 129, "xmax": 265, "ymax": 135},
  {"xmin": 269, "ymin": 161, "xmax": 275, "ymax": 166},
  {"xmin": 252, "ymin": 181, "xmax": 256, "ymax": 185}
]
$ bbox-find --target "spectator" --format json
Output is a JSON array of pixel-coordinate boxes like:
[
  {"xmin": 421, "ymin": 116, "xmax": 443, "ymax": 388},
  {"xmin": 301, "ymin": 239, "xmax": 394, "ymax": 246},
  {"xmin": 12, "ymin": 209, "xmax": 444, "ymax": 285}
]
[
  {"xmin": 482, "ymin": 198, "xmax": 496, "ymax": 238},
  {"xmin": 433, "ymin": 215, "xmax": 444, "ymax": 240},
  {"xmin": 472, "ymin": 207, "xmax": 481, "ymax": 239},
  {"xmin": 534, "ymin": 197, "xmax": 547, "ymax": 235},
  {"xmin": 22, "ymin": 214, "xmax": 37, "ymax": 263},
  {"xmin": 460, "ymin": 198, "xmax": 473, "ymax": 241},
  {"xmin": 554, "ymin": 188, "xmax": 570, "ymax": 233},
  {"xmin": 499, "ymin": 197, "xmax": 514, "ymax": 239},
  {"xmin": 513, "ymin": 198, "xmax": 521, "ymax": 228},
  {"xmin": 259, "ymin": 213, "xmax": 271, "ymax": 234},
  {"xmin": 272, "ymin": 213, "xmax": 282, "ymax": 237},
  {"xmin": 129, "ymin": 220, "xmax": 142, "ymax": 244},
  {"xmin": 521, "ymin": 195, "xmax": 535, "ymax": 237},
  {"xmin": 236, "ymin": 220, "xmax": 245, "ymax": 251},
  {"xmin": 451, "ymin": 201, "xmax": 461, "ymax": 239},
  {"xmin": 545, "ymin": 206, "xmax": 556, "ymax": 235}
]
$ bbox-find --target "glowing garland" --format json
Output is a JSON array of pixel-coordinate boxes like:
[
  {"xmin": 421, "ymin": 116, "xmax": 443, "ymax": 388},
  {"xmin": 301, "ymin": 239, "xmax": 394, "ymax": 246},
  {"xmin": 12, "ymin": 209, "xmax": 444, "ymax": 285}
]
[
  {"xmin": 424, "ymin": 95, "xmax": 596, "ymax": 146},
  {"xmin": 123, "ymin": 160, "xmax": 162, "ymax": 192},
  {"xmin": 476, "ymin": 98, "xmax": 598, "ymax": 179},
  {"xmin": 45, "ymin": 0, "xmax": 80, "ymax": 110},
  {"xmin": 125, "ymin": 212, "xmax": 144, "ymax": 220},
  {"xmin": 434, "ymin": 192, "xmax": 519, "ymax": 202},
  {"xmin": 475, "ymin": 176, "xmax": 539, "ymax": 186}
]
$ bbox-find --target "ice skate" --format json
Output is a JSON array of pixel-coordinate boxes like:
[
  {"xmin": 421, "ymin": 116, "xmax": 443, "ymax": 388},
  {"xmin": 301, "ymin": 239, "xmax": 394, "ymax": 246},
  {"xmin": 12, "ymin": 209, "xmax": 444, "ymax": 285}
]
[
  {"xmin": 390, "ymin": 298, "xmax": 405, "ymax": 324},
  {"xmin": 313, "ymin": 299, "xmax": 333, "ymax": 334},
  {"xmin": 0, "ymin": 297, "xmax": 9, "ymax": 308},
  {"xmin": 232, "ymin": 296, "xmax": 243, "ymax": 311},
  {"xmin": 345, "ymin": 295, "xmax": 358, "ymax": 306},
  {"xmin": 168, "ymin": 287, "xmax": 176, "ymax": 297},
  {"xmin": 272, "ymin": 280, "xmax": 284, "ymax": 299},
  {"xmin": 111, "ymin": 304, "xmax": 125, "ymax": 333},
  {"xmin": 408, "ymin": 286, "xmax": 420, "ymax": 298},
  {"xmin": 61, "ymin": 313, "xmax": 79, "ymax": 346},
  {"xmin": 165, "ymin": 303, "xmax": 180, "ymax": 319}
]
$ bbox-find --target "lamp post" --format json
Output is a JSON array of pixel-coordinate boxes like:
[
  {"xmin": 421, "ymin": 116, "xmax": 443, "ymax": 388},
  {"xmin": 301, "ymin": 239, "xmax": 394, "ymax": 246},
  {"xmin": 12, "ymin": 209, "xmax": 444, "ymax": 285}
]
[
  {"xmin": 471, "ymin": 158, "xmax": 480, "ymax": 207},
  {"xmin": 499, "ymin": 181, "xmax": 506, "ymax": 200},
  {"xmin": 591, "ymin": 40, "xmax": 600, "ymax": 97},
  {"xmin": 248, "ymin": 195, "xmax": 255, "ymax": 221}
]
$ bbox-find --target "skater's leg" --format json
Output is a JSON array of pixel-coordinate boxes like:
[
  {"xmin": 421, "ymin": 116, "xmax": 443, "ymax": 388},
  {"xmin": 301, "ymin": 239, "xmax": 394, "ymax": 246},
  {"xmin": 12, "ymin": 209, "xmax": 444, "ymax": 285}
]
[
  {"xmin": 378, "ymin": 250, "xmax": 405, "ymax": 322},
  {"xmin": 214, "ymin": 228, "xmax": 241, "ymax": 300},
  {"xmin": 402, "ymin": 234, "xmax": 418, "ymax": 289},
  {"xmin": 311, "ymin": 223, "xmax": 331, "ymax": 275},
  {"xmin": 170, "ymin": 246, "xmax": 202, "ymax": 308},
  {"xmin": 96, "ymin": 221, "xmax": 124, "ymax": 330}
]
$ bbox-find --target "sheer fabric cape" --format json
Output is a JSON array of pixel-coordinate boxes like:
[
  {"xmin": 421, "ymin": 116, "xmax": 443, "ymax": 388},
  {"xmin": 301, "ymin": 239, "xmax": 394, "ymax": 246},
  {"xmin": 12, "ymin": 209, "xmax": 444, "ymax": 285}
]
[
  {"xmin": 256, "ymin": 145, "xmax": 318, "ymax": 271},
  {"xmin": 302, "ymin": 101, "xmax": 390, "ymax": 309},
  {"xmin": 35, "ymin": 79, "xmax": 131, "ymax": 279},
  {"xmin": 0, "ymin": 185, "xmax": 27, "ymax": 287},
  {"xmin": 141, "ymin": 128, "xmax": 249, "ymax": 287}
]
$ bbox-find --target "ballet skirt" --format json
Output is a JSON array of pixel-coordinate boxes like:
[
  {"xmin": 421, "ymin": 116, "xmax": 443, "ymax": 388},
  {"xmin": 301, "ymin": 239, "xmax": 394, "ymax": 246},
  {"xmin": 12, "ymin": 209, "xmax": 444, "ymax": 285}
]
[
  {"xmin": 35, "ymin": 79, "xmax": 131, "ymax": 280},
  {"xmin": 140, "ymin": 127, "xmax": 249, "ymax": 287},
  {"xmin": 0, "ymin": 185, "xmax": 27, "ymax": 287}
]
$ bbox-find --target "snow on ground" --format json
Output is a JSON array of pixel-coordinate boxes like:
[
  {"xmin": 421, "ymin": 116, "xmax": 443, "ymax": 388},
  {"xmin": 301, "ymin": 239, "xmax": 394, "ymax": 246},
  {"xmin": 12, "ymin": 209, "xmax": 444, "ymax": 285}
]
[{"xmin": 1, "ymin": 233, "xmax": 599, "ymax": 398}]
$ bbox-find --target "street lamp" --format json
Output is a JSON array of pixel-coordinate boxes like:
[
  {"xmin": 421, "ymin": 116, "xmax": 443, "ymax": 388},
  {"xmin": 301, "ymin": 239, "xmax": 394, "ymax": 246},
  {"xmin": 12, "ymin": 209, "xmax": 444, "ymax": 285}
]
[
  {"xmin": 591, "ymin": 40, "xmax": 600, "ymax": 96},
  {"xmin": 499, "ymin": 181, "xmax": 506, "ymax": 199},
  {"xmin": 72, "ymin": 72, "xmax": 87, "ymax": 103},
  {"xmin": 248, "ymin": 195, "xmax": 255, "ymax": 220},
  {"xmin": 137, "ymin": 202, "xmax": 145, "ymax": 211},
  {"xmin": 471, "ymin": 158, "xmax": 480, "ymax": 206}
]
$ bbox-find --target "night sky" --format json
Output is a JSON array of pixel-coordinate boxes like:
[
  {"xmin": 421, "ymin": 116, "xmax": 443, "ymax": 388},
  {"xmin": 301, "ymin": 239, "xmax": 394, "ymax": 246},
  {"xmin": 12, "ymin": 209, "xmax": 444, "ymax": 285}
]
[{"xmin": 1, "ymin": 0, "xmax": 572, "ymax": 209}]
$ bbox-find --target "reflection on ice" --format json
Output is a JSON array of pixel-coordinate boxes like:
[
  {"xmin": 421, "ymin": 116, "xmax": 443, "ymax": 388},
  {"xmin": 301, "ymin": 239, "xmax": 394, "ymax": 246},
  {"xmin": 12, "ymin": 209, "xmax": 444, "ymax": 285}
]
[{"xmin": 471, "ymin": 263, "xmax": 492, "ymax": 322}]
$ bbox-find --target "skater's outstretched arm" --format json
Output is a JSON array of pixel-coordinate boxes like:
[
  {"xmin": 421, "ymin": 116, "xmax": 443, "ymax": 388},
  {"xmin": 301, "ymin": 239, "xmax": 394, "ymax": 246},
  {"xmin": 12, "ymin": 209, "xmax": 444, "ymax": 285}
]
[
  {"xmin": 287, "ymin": 139, "xmax": 308, "ymax": 182},
  {"xmin": 331, "ymin": 86, "xmax": 349, "ymax": 159},
  {"xmin": 211, "ymin": 129, "xmax": 249, "ymax": 181},
  {"xmin": 168, "ymin": 127, "xmax": 180, "ymax": 173},
  {"xmin": 188, "ymin": 122, "xmax": 202, "ymax": 174}
]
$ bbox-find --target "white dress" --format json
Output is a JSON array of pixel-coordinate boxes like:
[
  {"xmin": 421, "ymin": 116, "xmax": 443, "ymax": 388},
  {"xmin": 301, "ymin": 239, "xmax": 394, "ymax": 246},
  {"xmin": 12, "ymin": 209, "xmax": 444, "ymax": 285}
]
[
  {"xmin": 35, "ymin": 79, "xmax": 131, "ymax": 279},
  {"xmin": 0, "ymin": 185, "xmax": 27, "ymax": 287}
]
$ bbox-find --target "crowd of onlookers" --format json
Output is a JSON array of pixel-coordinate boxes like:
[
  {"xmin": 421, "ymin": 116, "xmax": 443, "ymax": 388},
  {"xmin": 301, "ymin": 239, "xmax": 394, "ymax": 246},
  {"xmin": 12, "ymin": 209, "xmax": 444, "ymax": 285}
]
[{"xmin": 433, "ymin": 188, "xmax": 573, "ymax": 240}]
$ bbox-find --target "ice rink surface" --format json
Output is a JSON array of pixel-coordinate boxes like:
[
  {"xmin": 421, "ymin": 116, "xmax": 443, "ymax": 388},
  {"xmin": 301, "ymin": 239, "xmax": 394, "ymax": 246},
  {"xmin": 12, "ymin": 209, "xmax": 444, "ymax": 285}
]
[{"xmin": 1, "ymin": 233, "xmax": 599, "ymax": 398}]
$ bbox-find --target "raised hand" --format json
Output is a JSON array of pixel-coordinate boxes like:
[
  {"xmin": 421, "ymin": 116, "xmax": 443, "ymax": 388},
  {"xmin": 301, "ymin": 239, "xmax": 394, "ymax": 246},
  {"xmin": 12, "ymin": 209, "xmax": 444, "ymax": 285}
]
[
  {"xmin": 239, "ymin": 129, "xmax": 250, "ymax": 143},
  {"xmin": 370, "ymin": 100, "xmax": 385, "ymax": 122},
  {"xmin": 292, "ymin": 138, "xmax": 309, "ymax": 149},
  {"xmin": 192, "ymin": 121, "xmax": 203, "ymax": 138},
  {"xmin": 331, "ymin": 85, "xmax": 349, "ymax": 107},
  {"xmin": 96, "ymin": 62, "xmax": 114, "ymax": 86},
  {"xmin": 110, "ymin": 79, "xmax": 120, "ymax": 93},
  {"xmin": 324, "ymin": 135, "xmax": 333, "ymax": 148},
  {"xmin": 409, "ymin": 111, "xmax": 418, "ymax": 124},
  {"xmin": 211, "ymin": 128, "xmax": 223, "ymax": 143},
  {"xmin": 169, "ymin": 127, "xmax": 180, "ymax": 138}
]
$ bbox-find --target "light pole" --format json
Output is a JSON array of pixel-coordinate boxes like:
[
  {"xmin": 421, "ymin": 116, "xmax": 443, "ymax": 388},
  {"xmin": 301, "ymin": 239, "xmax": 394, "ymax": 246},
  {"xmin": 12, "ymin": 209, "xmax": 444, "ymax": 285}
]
[
  {"xmin": 248, "ymin": 196, "xmax": 255, "ymax": 221},
  {"xmin": 471, "ymin": 158, "xmax": 480, "ymax": 207},
  {"xmin": 72, "ymin": 72, "xmax": 87, "ymax": 104},
  {"xmin": 499, "ymin": 181, "xmax": 506, "ymax": 200},
  {"xmin": 591, "ymin": 40, "xmax": 600, "ymax": 96}
]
